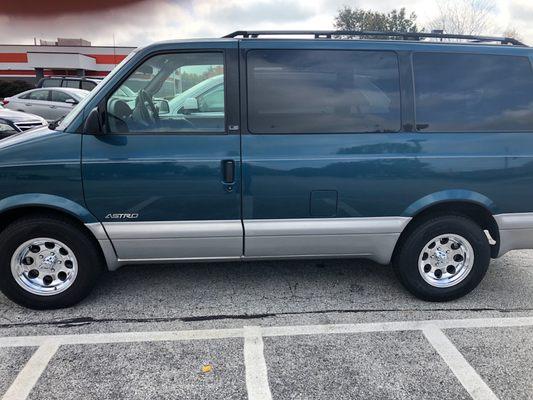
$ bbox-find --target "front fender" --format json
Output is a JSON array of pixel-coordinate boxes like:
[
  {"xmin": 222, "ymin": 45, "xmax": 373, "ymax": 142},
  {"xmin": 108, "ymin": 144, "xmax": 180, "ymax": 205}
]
[
  {"xmin": 0, "ymin": 193, "xmax": 98, "ymax": 223},
  {"xmin": 402, "ymin": 190, "xmax": 497, "ymax": 217}
]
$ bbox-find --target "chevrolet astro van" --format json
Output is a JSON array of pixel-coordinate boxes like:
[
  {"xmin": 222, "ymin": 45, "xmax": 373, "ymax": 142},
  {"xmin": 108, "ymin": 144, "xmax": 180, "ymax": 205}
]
[{"xmin": 1, "ymin": 30, "xmax": 532, "ymax": 309}]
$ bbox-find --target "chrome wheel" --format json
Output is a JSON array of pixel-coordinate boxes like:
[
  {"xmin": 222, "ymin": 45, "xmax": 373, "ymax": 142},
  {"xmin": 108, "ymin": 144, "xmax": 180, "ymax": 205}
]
[
  {"xmin": 10, "ymin": 238, "xmax": 78, "ymax": 296},
  {"xmin": 418, "ymin": 234, "xmax": 474, "ymax": 288}
]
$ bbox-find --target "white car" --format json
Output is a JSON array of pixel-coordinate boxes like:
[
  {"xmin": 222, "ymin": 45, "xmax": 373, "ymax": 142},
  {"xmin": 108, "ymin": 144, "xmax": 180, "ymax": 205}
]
[
  {"xmin": 3, "ymin": 88, "xmax": 89, "ymax": 122},
  {"xmin": 0, "ymin": 104, "xmax": 47, "ymax": 139}
]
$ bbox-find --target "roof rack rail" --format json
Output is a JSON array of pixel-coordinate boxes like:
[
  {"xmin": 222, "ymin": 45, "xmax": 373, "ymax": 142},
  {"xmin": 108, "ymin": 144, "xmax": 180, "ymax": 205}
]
[{"xmin": 223, "ymin": 30, "xmax": 525, "ymax": 46}]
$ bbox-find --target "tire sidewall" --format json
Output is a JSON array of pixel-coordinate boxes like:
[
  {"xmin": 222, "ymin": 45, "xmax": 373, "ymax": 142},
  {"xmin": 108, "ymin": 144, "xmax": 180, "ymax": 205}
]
[
  {"xmin": 396, "ymin": 216, "xmax": 490, "ymax": 301},
  {"xmin": 0, "ymin": 218, "xmax": 101, "ymax": 309}
]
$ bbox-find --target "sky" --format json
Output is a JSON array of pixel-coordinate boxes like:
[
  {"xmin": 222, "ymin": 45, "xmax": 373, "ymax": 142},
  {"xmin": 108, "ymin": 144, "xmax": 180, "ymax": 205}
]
[{"xmin": 1, "ymin": 0, "xmax": 533, "ymax": 46}]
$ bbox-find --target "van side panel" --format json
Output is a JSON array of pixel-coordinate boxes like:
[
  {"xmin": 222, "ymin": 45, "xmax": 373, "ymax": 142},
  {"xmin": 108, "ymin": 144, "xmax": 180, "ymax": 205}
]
[
  {"xmin": 242, "ymin": 131, "xmax": 533, "ymax": 218},
  {"xmin": 240, "ymin": 41, "xmax": 533, "ymax": 262},
  {"xmin": 241, "ymin": 131, "xmax": 533, "ymax": 260}
]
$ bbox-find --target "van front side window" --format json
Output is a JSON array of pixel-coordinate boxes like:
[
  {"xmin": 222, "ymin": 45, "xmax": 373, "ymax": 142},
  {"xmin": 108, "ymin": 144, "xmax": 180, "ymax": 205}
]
[{"xmin": 106, "ymin": 52, "xmax": 224, "ymax": 133}]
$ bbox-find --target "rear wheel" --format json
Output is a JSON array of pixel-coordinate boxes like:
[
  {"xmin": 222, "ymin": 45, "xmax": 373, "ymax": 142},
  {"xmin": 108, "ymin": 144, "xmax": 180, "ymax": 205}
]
[
  {"xmin": 0, "ymin": 216, "xmax": 103, "ymax": 309},
  {"xmin": 394, "ymin": 215, "xmax": 490, "ymax": 301}
]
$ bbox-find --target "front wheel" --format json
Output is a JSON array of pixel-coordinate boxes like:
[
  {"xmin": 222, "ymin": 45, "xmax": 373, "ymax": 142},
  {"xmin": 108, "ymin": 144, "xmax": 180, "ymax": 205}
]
[
  {"xmin": 0, "ymin": 216, "xmax": 103, "ymax": 309},
  {"xmin": 394, "ymin": 215, "xmax": 491, "ymax": 301}
]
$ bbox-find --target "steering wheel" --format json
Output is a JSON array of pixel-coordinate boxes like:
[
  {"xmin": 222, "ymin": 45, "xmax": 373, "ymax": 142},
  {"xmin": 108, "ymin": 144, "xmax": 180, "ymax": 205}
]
[{"xmin": 133, "ymin": 89, "xmax": 158, "ymax": 127}]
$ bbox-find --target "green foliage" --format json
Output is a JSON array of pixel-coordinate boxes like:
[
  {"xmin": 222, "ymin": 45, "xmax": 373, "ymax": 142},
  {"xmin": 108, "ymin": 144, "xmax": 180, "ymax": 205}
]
[
  {"xmin": 0, "ymin": 80, "xmax": 33, "ymax": 99},
  {"xmin": 334, "ymin": 7, "xmax": 420, "ymax": 39}
]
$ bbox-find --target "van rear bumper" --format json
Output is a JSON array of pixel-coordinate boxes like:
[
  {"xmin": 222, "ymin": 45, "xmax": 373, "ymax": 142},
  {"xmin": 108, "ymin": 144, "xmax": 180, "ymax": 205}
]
[{"xmin": 494, "ymin": 213, "xmax": 533, "ymax": 257}]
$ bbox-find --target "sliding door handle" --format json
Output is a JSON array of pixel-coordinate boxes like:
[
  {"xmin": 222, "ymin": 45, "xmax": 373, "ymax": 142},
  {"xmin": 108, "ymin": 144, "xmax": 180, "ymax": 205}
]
[{"xmin": 221, "ymin": 159, "xmax": 235, "ymax": 185}]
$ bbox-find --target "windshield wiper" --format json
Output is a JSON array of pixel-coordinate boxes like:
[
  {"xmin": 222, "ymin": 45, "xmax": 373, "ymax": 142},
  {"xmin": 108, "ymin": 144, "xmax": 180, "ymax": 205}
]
[{"xmin": 48, "ymin": 116, "xmax": 64, "ymax": 130}]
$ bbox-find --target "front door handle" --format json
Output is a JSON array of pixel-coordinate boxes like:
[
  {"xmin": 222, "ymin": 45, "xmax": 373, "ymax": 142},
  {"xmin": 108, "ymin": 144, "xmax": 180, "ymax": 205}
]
[
  {"xmin": 221, "ymin": 159, "xmax": 235, "ymax": 192},
  {"xmin": 222, "ymin": 159, "xmax": 235, "ymax": 183}
]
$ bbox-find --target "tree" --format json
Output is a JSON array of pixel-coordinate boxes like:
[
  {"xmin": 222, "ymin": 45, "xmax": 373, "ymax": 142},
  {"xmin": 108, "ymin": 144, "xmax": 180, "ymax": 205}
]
[
  {"xmin": 503, "ymin": 27, "xmax": 523, "ymax": 43},
  {"xmin": 0, "ymin": 80, "xmax": 33, "ymax": 100},
  {"xmin": 428, "ymin": 0, "xmax": 496, "ymax": 36},
  {"xmin": 334, "ymin": 7, "xmax": 420, "ymax": 38}
]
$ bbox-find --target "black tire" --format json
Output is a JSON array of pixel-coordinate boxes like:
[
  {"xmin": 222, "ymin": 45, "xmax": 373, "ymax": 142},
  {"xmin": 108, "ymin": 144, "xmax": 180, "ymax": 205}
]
[
  {"xmin": 0, "ymin": 215, "xmax": 103, "ymax": 309},
  {"xmin": 394, "ymin": 215, "xmax": 490, "ymax": 301}
]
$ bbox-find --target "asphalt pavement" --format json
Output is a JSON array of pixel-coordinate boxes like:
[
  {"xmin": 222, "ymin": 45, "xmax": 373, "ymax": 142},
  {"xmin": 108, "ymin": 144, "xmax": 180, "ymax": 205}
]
[{"xmin": 0, "ymin": 250, "xmax": 532, "ymax": 400}]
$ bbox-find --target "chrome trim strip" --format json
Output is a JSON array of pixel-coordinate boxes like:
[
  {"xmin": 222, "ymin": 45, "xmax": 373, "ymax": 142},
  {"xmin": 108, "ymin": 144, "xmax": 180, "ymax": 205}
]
[
  {"xmin": 117, "ymin": 256, "xmax": 242, "ymax": 263},
  {"xmin": 494, "ymin": 213, "xmax": 533, "ymax": 257},
  {"xmin": 244, "ymin": 217, "xmax": 411, "ymax": 236},
  {"xmin": 103, "ymin": 220, "xmax": 243, "ymax": 239}
]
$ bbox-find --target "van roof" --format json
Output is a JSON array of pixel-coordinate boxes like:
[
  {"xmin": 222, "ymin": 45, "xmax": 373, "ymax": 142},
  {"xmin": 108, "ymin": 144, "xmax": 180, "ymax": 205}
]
[
  {"xmin": 137, "ymin": 31, "xmax": 531, "ymax": 58},
  {"xmin": 224, "ymin": 30, "xmax": 526, "ymax": 46}
]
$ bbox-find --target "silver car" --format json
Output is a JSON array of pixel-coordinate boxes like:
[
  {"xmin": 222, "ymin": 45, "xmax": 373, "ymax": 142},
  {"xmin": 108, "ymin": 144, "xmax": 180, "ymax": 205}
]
[
  {"xmin": 3, "ymin": 88, "xmax": 89, "ymax": 122},
  {"xmin": 0, "ymin": 104, "xmax": 47, "ymax": 139}
]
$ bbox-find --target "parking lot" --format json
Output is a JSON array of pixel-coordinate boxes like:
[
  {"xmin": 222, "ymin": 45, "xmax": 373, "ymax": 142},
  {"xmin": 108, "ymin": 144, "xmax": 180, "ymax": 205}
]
[{"xmin": 0, "ymin": 250, "xmax": 532, "ymax": 400}]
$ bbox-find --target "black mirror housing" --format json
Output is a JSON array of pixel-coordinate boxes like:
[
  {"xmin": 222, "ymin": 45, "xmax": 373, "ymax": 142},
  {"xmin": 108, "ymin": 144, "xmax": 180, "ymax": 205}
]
[{"xmin": 83, "ymin": 107, "xmax": 103, "ymax": 134}]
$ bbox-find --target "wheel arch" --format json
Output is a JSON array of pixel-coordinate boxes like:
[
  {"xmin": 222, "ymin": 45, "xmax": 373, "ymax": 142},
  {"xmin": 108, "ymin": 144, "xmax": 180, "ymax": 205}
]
[
  {"xmin": 0, "ymin": 194, "xmax": 98, "ymax": 225},
  {"xmin": 397, "ymin": 192, "xmax": 500, "ymax": 259},
  {"xmin": 0, "ymin": 195, "xmax": 115, "ymax": 269}
]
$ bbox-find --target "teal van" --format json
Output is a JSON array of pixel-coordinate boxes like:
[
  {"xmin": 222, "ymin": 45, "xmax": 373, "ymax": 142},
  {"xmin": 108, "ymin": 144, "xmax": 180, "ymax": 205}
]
[{"xmin": 1, "ymin": 30, "xmax": 532, "ymax": 309}]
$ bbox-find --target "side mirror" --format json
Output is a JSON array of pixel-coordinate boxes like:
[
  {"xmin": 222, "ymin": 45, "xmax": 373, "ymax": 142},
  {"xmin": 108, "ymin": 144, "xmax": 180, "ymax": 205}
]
[
  {"xmin": 157, "ymin": 99, "xmax": 170, "ymax": 114},
  {"xmin": 183, "ymin": 97, "xmax": 198, "ymax": 113},
  {"xmin": 83, "ymin": 107, "xmax": 103, "ymax": 134},
  {"xmin": 65, "ymin": 98, "xmax": 78, "ymax": 105}
]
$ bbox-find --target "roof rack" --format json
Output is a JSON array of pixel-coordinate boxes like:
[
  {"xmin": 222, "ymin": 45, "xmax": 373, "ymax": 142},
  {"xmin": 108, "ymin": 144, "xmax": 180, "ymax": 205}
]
[{"xmin": 223, "ymin": 30, "xmax": 525, "ymax": 46}]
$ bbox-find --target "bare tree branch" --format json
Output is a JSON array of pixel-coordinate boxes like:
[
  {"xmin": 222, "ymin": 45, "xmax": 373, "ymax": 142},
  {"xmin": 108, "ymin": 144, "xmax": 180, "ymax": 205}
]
[{"xmin": 428, "ymin": 0, "xmax": 496, "ymax": 35}]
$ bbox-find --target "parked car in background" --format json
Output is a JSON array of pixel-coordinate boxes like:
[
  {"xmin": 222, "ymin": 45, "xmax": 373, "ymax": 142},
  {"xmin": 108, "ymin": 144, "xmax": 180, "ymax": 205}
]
[
  {"xmin": 37, "ymin": 76, "xmax": 102, "ymax": 91},
  {"xmin": 0, "ymin": 104, "xmax": 47, "ymax": 139},
  {"xmin": 3, "ymin": 88, "xmax": 89, "ymax": 122}
]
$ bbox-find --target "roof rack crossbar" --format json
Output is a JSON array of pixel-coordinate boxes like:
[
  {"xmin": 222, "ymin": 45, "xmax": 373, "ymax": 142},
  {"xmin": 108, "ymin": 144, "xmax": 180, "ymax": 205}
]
[{"xmin": 223, "ymin": 30, "xmax": 525, "ymax": 46}]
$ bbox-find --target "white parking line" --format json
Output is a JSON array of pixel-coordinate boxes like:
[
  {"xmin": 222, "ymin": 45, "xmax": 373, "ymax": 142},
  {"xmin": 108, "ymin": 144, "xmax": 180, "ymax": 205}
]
[
  {"xmin": 1, "ymin": 316, "xmax": 531, "ymax": 400},
  {"xmin": 423, "ymin": 325, "xmax": 499, "ymax": 400},
  {"xmin": 1, "ymin": 316, "xmax": 531, "ymax": 348},
  {"xmin": 243, "ymin": 326, "xmax": 273, "ymax": 400},
  {"xmin": 2, "ymin": 343, "xmax": 59, "ymax": 400}
]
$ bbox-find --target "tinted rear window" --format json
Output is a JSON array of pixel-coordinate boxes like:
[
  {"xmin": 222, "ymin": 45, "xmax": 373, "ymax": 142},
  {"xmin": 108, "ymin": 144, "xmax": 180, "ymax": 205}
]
[
  {"xmin": 247, "ymin": 50, "xmax": 401, "ymax": 134},
  {"xmin": 62, "ymin": 80, "xmax": 80, "ymax": 88},
  {"xmin": 41, "ymin": 79, "xmax": 61, "ymax": 88},
  {"xmin": 81, "ymin": 81, "xmax": 96, "ymax": 90},
  {"xmin": 414, "ymin": 53, "xmax": 533, "ymax": 132}
]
